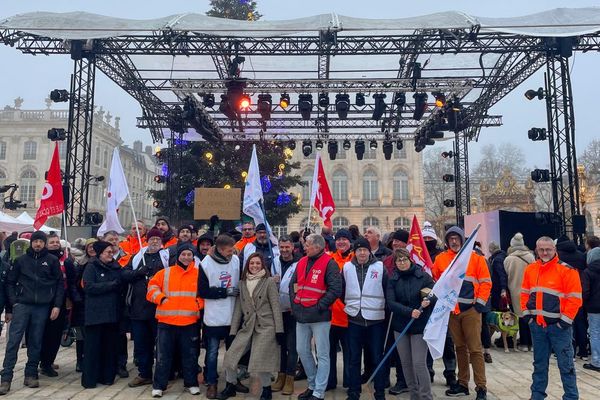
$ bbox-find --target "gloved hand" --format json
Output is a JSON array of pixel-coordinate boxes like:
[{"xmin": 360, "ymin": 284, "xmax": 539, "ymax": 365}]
[
  {"xmin": 276, "ymin": 332, "xmax": 285, "ymax": 346},
  {"xmin": 209, "ymin": 215, "xmax": 220, "ymax": 231},
  {"xmin": 226, "ymin": 287, "xmax": 240, "ymax": 297}
]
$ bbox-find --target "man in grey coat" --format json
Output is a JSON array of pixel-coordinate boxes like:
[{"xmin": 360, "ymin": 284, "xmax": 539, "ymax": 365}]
[{"xmin": 289, "ymin": 234, "xmax": 342, "ymax": 400}]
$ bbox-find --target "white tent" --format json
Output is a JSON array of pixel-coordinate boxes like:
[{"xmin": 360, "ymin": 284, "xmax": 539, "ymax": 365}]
[
  {"xmin": 15, "ymin": 212, "xmax": 60, "ymax": 235},
  {"xmin": 0, "ymin": 211, "xmax": 33, "ymax": 234}
]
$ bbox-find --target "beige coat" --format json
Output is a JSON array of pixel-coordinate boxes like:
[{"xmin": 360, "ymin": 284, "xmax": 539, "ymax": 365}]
[
  {"xmin": 503, "ymin": 246, "xmax": 535, "ymax": 316},
  {"xmin": 223, "ymin": 277, "xmax": 283, "ymax": 373}
]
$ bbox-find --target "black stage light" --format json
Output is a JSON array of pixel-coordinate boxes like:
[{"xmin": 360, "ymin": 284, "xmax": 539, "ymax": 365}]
[
  {"xmin": 47, "ymin": 128, "xmax": 66, "ymax": 141},
  {"xmin": 372, "ymin": 93, "xmax": 387, "ymax": 121},
  {"xmin": 441, "ymin": 151, "xmax": 454, "ymax": 158},
  {"xmin": 531, "ymin": 169, "xmax": 551, "ymax": 182},
  {"xmin": 443, "ymin": 199, "xmax": 455, "ymax": 208},
  {"xmin": 315, "ymin": 139, "xmax": 324, "ymax": 151},
  {"xmin": 443, "ymin": 174, "xmax": 455, "ymax": 183},
  {"xmin": 318, "ymin": 92, "xmax": 329, "ymax": 108},
  {"xmin": 413, "ymin": 92, "xmax": 428, "ymax": 120},
  {"xmin": 288, "ymin": 140, "xmax": 296, "ymax": 150},
  {"xmin": 394, "ymin": 92, "xmax": 406, "ymax": 108},
  {"xmin": 298, "ymin": 94, "xmax": 313, "ymax": 120},
  {"xmin": 257, "ymin": 94, "xmax": 273, "ymax": 121},
  {"xmin": 396, "ymin": 139, "xmax": 403, "ymax": 151},
  {"xmin": 355, "ymin": 140, "xmax": 365, "ymax": 160},
  {"xmin": 202, "ymin": 93, "xmax": 215, "ymax": 108},
  {"xmin": 525, "ymin": 87, "xmax": 544, "ymax": 101},
  {"xmin": 335, "ymin": 94, "xmax": 350, "ymax": 119},
  {"xmin": 369, "ymin": 140, "xmax": 378, "ymax": 150},
  {"xmin": 383, "ymin": 140, "xmax": 393, "ymax": 160},
  {"xmin": 279, "ymin": 93, "xmax": 290, "ymax": 108},
  {"xmin": 219, "ymin": 94, "xmax": 237, "ymax": 120},
  {"xmin": 327, "ymin": 140, "xmax": 338, "ymax": 160},
  {"xmin": 356, "ymin": 93, "xmax": 365, "ymax": 107},
  {"xmin": 528, "ymin": 127, "xmax": 547, "ymax": 141},
  {"xmin": 302, "ymin": 140, "xmax": 312, "ymax": 157},
  {"xmin": 343, "ymin": 140, "xmax": 351, "ymax": 150},
  {"xmin": 50, "ymin": 89, "xmax": 69, "ymax": 103},
  {"xmin": 433, "ymin": 92, "xmax": 446, "ymax": 107}
]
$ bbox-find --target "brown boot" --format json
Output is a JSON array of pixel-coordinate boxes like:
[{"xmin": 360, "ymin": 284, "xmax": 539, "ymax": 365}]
[
  {"xmin": 271, "ymin": 373, "xmax": 286, "ymax": 392},
  {"xmin": 23, "ymin": 376, "xmax": 39, "ymax": 388},
  {"xmin": 206, "ymin": 384, "xmax": 218, "ymax": 399},
  {"xmin": 0, "ymin": 382, "xmax": 10, "ymax": 396},
  {"xmin": 281, "ymin": 374, "xmax": 294, "ymax": 395},
  {"xmin": 128, "ymin": 376, "xmax": 152, "ymax": 387}
]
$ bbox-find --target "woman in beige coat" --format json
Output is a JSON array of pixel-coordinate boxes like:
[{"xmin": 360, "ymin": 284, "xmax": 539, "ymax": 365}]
[
  {"xmin": 503, "ymin": 233, "xmax": 535, "ymax": 350},
  {"xmin": 219, "ymin": 253, "xmax": 284, "ymax": 400}
]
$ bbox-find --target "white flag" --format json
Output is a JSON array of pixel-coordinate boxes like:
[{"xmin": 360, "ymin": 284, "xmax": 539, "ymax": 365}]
[
  {"xmin": 97, "ymin": 148, "xmax": 130, "ymax": 236},
  {"xmin": 423, "ymin": 225, "xmax": 480, "ymax": 359}
]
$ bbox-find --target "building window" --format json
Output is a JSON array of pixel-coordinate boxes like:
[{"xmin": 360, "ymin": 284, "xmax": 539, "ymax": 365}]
[
  {"xmin": 394, "ymin": 146, "xmax": 407, "ymax": 159},
  {"xmin": 332, "ymin": 169, "xmax": 348, "ymax": 202},
  {"xmin": 362, "ymin": 217, "xmax": 380, "ymax": 232},
  {"xmin": 95, "ymin": 146, "xmax": 101, "ymax": 166},
  {"xmin": 20, "ymin": 169, "xmax": 37, "ymax": 203},
  {"xmin": 394, "ymin": 217, "xmax": 411, "ymax": 231},
  {"xmin": 0, "ymin": 141, "xmax": 6, "ymax": 160},
  {"xmin": 103, "ymin": 149, "xmax": 109, "ymax": 169},
  {"xmin": 332, "ymin": 216, "xmax": 349, "ymax": 233},
  {"xmin": 23, "ymin": 141, "xmax": 37, "ymax": 160},
  {"xmin": 58, "ymin": 141, "xmax": 68, "ymax": 160},
  {"xmin": 301, "ymin": 169, "xmax": 313, "ymax": 205},
  {"xmin": 0, "ymin": 170, "xmax": 6, "ymax": 187},
  {"xmin": 272, "ymin": 225, "xmax": 288, "ymax": 238},
  {"xmin": 364, "ymin": 147, "xmax": 377, "ymax": 160},
  {"xmin": 393, "ymin": 170, "xmax": 409, "ymax": 201},
  {"xmin": 362, "ymin": 169, "xmax": 378, "ymax": 201}
]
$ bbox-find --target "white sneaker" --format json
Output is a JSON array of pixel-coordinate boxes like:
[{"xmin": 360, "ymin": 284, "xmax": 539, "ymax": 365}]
[
  {"xmin": 151, "ymin": 389, "xmax": 163, "ymax": 398},
  {"xmin": 188, "ymin": 386, "xmax": 201, "ymax": 395}
]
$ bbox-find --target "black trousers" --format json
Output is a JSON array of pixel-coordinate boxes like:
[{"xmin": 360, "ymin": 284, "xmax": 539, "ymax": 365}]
[
  {"xmin": 154, "ymin": 323, "xmax": 199, "ymax": 390},
  {"xmin": 573, "ymin": 308, "xmax": 589, "ymax": 357},
  {"xmin": 518, "ymin": 317, "xmax": 532, "ymax": 347},
  {"xmin": 328, "ymin": 324, "xmax": 350, "ymax": 389},
  {"xmin": 280, "ymin": 312, "xmax": 298, "ymax": 375},
  {"xmin": 426, "ymin": 333, "xmax": 457, "ymax": 380},
  {"xmin": 81, "ymin": 323, "xmax": 118, "ymax": 388},
  {"xmin": 481, "ymin": 311, "xmax": 492, "ymax": 349},
  {"xmin": 40, "ymin": 306, "xmax": 67, "ymax": 368}
]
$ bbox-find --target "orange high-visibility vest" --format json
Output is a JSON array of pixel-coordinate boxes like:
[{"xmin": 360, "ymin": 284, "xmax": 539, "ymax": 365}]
[
  {"xmin": 147, "ymin": 261, "xmax": 204, "ymax": 326},
  {"xmin": 329, "ymin": 250, "xmax": 354, "ymax": 327},
  {"xmin": 294, "ymin": 253, "xmax": 331, "ymax": 307},
  {"xmin": 521, "ymin": 255, "xmax": 582, "ymax": 327},
  {"xmin": 235, "ymin": 236, "xmax": 256, "ymax": 252},
  {"xmin": 120, "ymin": 235, "xmax": 147, "ymax": 257}
]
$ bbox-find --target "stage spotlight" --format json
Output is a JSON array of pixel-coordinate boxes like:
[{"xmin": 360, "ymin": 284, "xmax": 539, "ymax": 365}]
[
  {"xmin": 396, "ymin": 139, "xmax": 403, "ymax": 151},
  {"xmin": 288, "ymin": 140, "xmax": 296, "ymax": 150},
  {"xmin": 50, "ymin": 89, "xmax": 69, "ymax": 103},
  {"xmin": 433, "ymin": 92, "xmax": 446, "ymax": 107},
  {"xmin": 219, "ymin": 94, "xmax": 237, "ymax": 120},
  {"xmin": 442, "ymin": 174, "xmax": 455, "ymax": 182},
  {"xmin": 298, "ymin": 94, "xmax": 313, "ymax": 120},
  {"xmin": 318, "ymin": 92, "xmax": 329, "ymax": 108},
  {"xmin": 239, "ymin": 94, "xmax": 251, "ymax": 110},
  {"xmin": 355, "ymin": 140, "xmax": 365, "ymax": 160},
  {"xmin": 382, "ymin": 140, "xmax": 393, "ymax": 160},
  {"xmin": 335, "ymin": 94, "xmax": 350, "ymax": 119},
  {"xmin": 525, "ymin": 87, "xmax": 545, "ymax": 100},
  {"xmin": 356, "ymin": 93, "xmax": 365, "ymax": 107},
  {"xmin": 531, "ymin": 169, "xmax": 551, "ymax": 182},
  {"xmin": 369, "ymin": 140, "xmax": 378, "ymax": 150},
  {"xmin": 528, "ymin": 127, "xmax": 547, "ymax": 141},
  {"xmin": 327, "ymin": 140, "xmax": 338, "ymax": 160},
  {"xmin": 279, "ymin": 93, "xmax": 290, "ymax": 108},
  {"xmin": 302, "ymin": 140, "xmax": 312, "ymax": 157},
  {"xmin": 257, "ymin": 94, "xmax": 272, "ymax": 120},
  {"xmin": 413, "ymin": 92, "xmax": 428, "ymax": 120},
  {"xmin": 441, "ymin": 151, "xmax": 454, "ymax": 158},
  {"xmin": 315, "ymin": 139, "xmax": 324, "ymax": 151},
  {"xmin": 372, "ymin": 93, "xmax": 387, "ymax": 121},
  {"xmin": 394, "ymin": 92, "xmax": 406, "ymax": 108},
  {"xmin": 443, "ymin": 199, "xmax": 455, "ymax": 207},
  {"xmin": 154, "ymin": 175, "xmax": 167, "ymax": 184},
  {"xmin": 47, "ymin": 128, "xmax": 66, "ymax": 141},
  {"xmin": 343, "ymin": 140, "xmax": 351, "ymax": 151},
  {"xmin": 202, "ymin": 93, "xmax": 215, "ymax": 108}
]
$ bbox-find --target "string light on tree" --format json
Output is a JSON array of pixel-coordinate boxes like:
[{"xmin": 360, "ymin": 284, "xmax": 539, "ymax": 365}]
[
  {"xmin": 276, "ymin": 192, "xmax": 291, "ymax": 206},
  {"xmin": 224, "ymin": 184, "xmax": 232, "ymax": 189},
  {"xmin": 185, "ymin": 190, "xmax": 195, "ymax": 206},
  {"xmin": 261, "ymin": 175, "xmax": 272, "ymax": 193}
]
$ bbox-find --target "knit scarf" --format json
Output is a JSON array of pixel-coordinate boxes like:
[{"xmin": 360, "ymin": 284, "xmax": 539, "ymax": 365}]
[{"xmin": 246, "ymin": 269, "xmax": 266, "ymax": 298}]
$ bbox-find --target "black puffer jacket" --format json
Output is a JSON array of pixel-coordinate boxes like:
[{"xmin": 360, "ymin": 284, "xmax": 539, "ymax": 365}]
[
  {"xmin": 7, "ymin": 247, "xmax": 64, "ymax": 308},
  {"xmin": 556, "ymin": 239, "xmax": 586, "ymax": 271},
  {"xmin": 386, "ymin": 264, "xmax": 435, "ymax": 335},
  {"xmin": 82, "ymin": 258, "xmax": 122, "ymax": 326},
  {"xmin": 582, "ymin": 259, "xmax": 600, "ymax": 313},
  {"xmin": 489, "ymin": 250, "xmax": 508, "ymax": 310},
  {"xmin": 122, "ymin": 250, "xmax": 166, "ymax": 320},
  {"xmin": 289, "ymin": 251, "xmax": 342, "ymax": 324}
]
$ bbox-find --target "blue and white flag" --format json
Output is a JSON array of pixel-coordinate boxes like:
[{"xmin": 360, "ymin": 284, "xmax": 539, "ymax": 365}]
[{"xmin": 423, "ymin": 224, "xmax": 480, "ymax": 359}]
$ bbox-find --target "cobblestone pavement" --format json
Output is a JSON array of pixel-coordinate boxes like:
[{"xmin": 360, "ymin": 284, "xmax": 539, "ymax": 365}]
[{"xmin": 0, "ymin": 334, "xmax": 598, "ymax": 399}]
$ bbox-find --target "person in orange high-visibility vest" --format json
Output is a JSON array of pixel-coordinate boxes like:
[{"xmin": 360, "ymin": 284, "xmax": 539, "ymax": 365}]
[
  {"xmin": 521, "ymin": 236, "xmax": 582, "ymax": 400},
  {"xmin": 327, "ymin": 229, "xmax": 353, "ymax": 391},
  {"xmin": 120, "ymin": 221, "xmax": 148, "ymax": 257},
  {"xmin": 235, "ymin": 221, "xmax": 256, "ymax": 252},
  {"xmin": 432, "ymin": 226, "xmax": 491, "ymax": 400},
  {"xmin": 146, "ymin": 243, "xmax": 204, "ymax": 398}
]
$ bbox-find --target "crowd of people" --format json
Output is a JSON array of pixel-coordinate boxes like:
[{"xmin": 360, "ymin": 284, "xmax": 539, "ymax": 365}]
[{"xmin": 0, "ymin": 217, "xmax": 598, "ymax": 400}]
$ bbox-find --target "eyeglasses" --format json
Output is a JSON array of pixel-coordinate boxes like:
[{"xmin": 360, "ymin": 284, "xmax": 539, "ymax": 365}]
[
  {"xmin": 395, "ymin": 257, "xmax": 409, "ymax": 263},
  {"xmin": 242, "ymin": 228, "xmax": 254, "ymax": 231}
]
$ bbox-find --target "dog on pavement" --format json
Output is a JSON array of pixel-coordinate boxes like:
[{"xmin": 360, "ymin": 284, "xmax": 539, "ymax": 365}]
[{"xmin": 486, "ymin": 311, "xmax": 519, "ymax": 353}]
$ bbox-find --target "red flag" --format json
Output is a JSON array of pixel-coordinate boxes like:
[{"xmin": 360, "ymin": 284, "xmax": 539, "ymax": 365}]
[
  {"xmin": 310, "ymin": 154, "xmax": 336, "ymax": 228},
  {"xmin": 34, "ymin": 143, "xmax": 64, "ymax": 229},
  {"xmin": 407, "ymin": 215, "xmax": 433, "ymax": 276}
]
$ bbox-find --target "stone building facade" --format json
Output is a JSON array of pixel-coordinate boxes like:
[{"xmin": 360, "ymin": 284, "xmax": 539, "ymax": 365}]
[
  {"xmin": 0, "ymin": 97, "xmax": 159, "ymax": 228},
  {"xmin": 283, "ymin": 140, "xmax": 425, "ymax": 235}
]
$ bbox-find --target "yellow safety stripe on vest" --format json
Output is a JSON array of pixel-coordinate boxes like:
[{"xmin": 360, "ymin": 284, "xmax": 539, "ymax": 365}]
[
  {"xmin": 528, "ymin": 286, "xmax": 582, "ymax": 299},
  {"xmin": 522, "ymin": 309, "xmax": 561, "ymax": 318},
  {"xmin": 155, "ymin": 309, "xmax": 199, "ymax": 317},
  {"xmin": 297, "ymin": 285, "xmax": 327, "ymax": 294}
]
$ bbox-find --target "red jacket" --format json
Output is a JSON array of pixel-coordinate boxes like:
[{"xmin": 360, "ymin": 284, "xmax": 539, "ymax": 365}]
[{"xmin": 294, "ymin": 253, "xmax": 330, "ymax": 307}]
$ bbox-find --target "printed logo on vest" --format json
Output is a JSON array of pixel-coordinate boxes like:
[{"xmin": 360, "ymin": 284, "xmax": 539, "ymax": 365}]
[
  {"xmin": 219, "ymin": 271, "xmax": 232, "ymax": 288},
  {"xmin": 370, "ymin": 270, "xmax": 379, "ymax": 279},
  {"xmin": 310, "ymin": 269, "xmax": 322, "ymax": 284}
]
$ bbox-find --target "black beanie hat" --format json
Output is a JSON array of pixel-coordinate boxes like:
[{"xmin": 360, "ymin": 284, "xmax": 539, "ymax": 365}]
[
  {"xmin": 255, "ymin": 223, "xmax": 267, "ymax": 232},
  {"xmin": 335, "ymin": 229, "xmax": 352, "ymax": 241},
  {"xmin": 155, "ymin": 216, "xmax": 171, "ymax": 229},
  {"xmin": 392, "ymin": 229, "xmax": 410, "ymax": 243},
  {"xmin": 354, "ymin": 237, "xmax": 371, "ymax": 252},
  {"xmin": 177, "ymin": 242, "xmax": 196, "ymax": 258},
  {"xmin": 30, "ymin": 230, "xmax": 47, "ymax": 244},
  {"xmin": 92, "ymin": 240, "xmax": 112, "ymax": 256}
]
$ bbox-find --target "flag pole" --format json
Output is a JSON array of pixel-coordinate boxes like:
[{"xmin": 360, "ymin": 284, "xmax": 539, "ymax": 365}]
[
  {"xmin": 306, "ymin": 153, "xmax": 319, "ymax": 233},
  {"xmin": 127, "ymin": 193, "xmax": 146, "ymax": 267},
  {"xmin": 61, "ymin": 211, "xmax": 68, "ymax": 242},
  {"xmin": 259, "ymin": 199, "xmax": 276, "ymax": 276}
]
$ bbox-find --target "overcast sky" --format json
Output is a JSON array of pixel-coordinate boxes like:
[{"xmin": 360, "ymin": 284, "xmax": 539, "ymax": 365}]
[{"xmin": 1, "ymin": 0, "xmax": 598, "ymax": 170}]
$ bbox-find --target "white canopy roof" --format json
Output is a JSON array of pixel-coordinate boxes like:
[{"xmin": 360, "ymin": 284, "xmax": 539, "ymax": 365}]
[
  {"xmin": 15, "ymin": 212, "xmax": 60, "ymax": 234},
  {"xmin": 1, "ymin": 8, "xmax": 600, "ymax": 40},
  {"xmin": 0, "ymin": 211, "xmax": 33, "ymax": 234}
]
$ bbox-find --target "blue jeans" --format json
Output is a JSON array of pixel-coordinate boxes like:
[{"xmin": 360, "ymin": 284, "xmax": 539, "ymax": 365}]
[
  {"xmin": 588, "ymin": 313, "xmax": 600, "ymax": 368},
  {"xmin": 1, "ymin": 303, "xmax": 50, "ymax": 382},
  {"xmin": 296, "ymin": 321, "xmax": 330, "ymax": 399},
  {"xmin": 347, "ymin": 321, "xmax": 386, "ymax": 397},
  {"xmin": 130, "ymin": 319, "xmax": 157, "ymax": 379},
  {"xmin": 153, "ymin": 323, "xmax": 199, "ymax": 390},
  {"xmin": 203, "ymin": 325, "xmax": 232, "ymax": 385},
  {"xmin": 530, "ymin": 322, "xmax": 578, "ymax": 400}
]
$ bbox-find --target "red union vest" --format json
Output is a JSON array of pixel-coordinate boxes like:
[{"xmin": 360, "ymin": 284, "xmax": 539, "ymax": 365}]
[{"xmin": 294, "ymin": 253, "xmax": 331, "ymax": 307}]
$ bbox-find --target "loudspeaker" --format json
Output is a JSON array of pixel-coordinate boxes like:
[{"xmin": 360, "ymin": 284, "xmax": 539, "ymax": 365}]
[{"xmin": 572, "ymin": 214, "xmax": 586, "ymax": 234}]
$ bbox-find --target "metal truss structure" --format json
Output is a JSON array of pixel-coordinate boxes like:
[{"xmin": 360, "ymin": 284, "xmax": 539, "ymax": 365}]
[{"xmin": 1, "ymin": 22, "xmax": 598, "ymax": 229}]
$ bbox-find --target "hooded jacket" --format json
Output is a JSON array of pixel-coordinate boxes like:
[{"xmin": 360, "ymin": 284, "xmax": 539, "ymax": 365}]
[
  {"xmin": 7, "ymin": 247, "xmax": 64, "ymax": 308},
  {"xmin": 503, "ymin": 246, "xmax": 535, "ymax": 316},
  {"xmin": 122, "ymin": 249, "xmax": 166, "ymax": 320},
  {"xmin": 82, "ymin": 257, "xmax": 122, "ymax": 326},
  {"xmin": 582, "ymin": 257, "xmax": 600, "ymax": 313}
]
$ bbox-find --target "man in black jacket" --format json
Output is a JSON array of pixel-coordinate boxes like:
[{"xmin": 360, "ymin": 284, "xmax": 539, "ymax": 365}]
[
  {"xmin": 289, "ymin": 234, "xmax": 342, "ymax": 400},
  {"xmin": 0, "ymin": 231, "xmax": 63, "ymax": 395},
  {"xmin": 122, "ymin": 228, "xmax": 168, "ymax": 387}
]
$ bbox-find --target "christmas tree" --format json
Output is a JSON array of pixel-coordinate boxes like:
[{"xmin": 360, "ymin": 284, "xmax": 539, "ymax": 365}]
[{"xmin": 149, "ymin": 1, "xmax": 303, "ymax": 227}]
